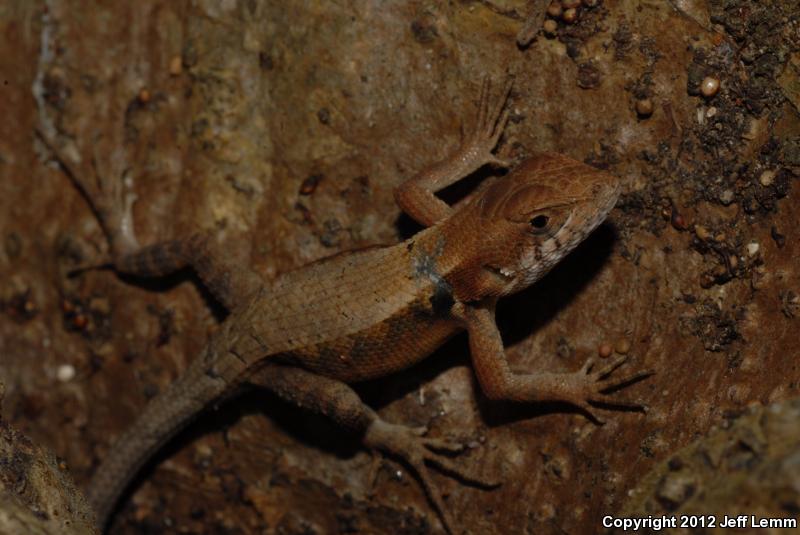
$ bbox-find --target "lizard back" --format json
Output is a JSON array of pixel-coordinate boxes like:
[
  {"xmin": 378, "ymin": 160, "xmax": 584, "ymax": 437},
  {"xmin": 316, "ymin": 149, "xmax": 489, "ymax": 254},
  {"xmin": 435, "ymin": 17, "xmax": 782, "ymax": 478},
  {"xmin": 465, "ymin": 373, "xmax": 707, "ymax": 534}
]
[{"xmin": 226, "ymin": 225, "xmax": 464, "ymax": 383}]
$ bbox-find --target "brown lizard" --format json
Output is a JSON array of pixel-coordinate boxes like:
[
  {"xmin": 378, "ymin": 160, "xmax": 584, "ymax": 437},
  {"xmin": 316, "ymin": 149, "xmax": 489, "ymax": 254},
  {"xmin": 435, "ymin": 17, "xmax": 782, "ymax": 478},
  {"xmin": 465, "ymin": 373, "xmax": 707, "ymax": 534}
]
[{"xmin": 40, "ymin": 78, "xmax": 647, "ymax": 534}]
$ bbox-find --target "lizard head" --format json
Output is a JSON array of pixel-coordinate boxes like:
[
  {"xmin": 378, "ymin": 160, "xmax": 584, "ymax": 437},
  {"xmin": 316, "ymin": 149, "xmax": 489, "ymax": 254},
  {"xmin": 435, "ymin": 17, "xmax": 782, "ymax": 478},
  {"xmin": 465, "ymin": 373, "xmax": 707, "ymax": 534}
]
[{"xmin": 452, "ymin": 152, "xmax": 620, "ymax": 299}]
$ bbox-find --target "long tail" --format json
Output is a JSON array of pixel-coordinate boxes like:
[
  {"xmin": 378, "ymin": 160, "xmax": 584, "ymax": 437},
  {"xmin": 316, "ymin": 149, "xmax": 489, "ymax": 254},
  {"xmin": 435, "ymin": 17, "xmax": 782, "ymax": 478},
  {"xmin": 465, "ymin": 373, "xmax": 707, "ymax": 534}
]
[{"xmin": 87, "ymin": 352, "xmax": 228, "ymax": 531}]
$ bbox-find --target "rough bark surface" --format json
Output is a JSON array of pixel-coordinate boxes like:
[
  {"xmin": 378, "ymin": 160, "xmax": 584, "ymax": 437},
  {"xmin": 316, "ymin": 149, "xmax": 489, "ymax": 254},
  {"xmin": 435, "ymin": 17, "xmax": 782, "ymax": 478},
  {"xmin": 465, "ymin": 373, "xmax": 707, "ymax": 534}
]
[
  {"xmin": 0, "ymin": 384, "xmax": 97, "ymax": 535},
  {"xmin": 614, "ymin": 398, "xmax": 800, "ymax": 534},
  {"xmin": 0, "ymin": 0, "xmax": 799, "ymax": 533}
]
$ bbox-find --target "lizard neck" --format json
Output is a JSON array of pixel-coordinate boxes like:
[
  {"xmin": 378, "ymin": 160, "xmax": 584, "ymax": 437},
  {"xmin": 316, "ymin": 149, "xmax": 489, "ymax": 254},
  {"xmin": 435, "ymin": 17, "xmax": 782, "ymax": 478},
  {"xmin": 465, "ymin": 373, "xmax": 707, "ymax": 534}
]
[{"xmin": 407, "ymin": 210, "xmax": 501, "ymax": 306}]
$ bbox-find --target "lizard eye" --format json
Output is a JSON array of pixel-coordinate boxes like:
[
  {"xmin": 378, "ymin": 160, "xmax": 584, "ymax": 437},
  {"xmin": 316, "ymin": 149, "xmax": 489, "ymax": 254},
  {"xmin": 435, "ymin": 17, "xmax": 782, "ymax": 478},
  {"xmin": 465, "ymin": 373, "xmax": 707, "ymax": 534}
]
[{"xmin": 529, "ymin": 214, "xmax": 550, "ymax": 232}]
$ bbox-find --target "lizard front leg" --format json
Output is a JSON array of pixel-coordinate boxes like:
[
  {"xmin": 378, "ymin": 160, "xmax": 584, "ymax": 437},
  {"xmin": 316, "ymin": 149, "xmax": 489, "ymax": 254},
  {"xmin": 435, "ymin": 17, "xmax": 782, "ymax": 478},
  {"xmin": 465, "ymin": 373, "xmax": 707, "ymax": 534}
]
[
  {"xmin": 37, "ymin": 130, "xmax": 261, "ymax": 309},
  {"xmin": 394, "ymin": 77, "xmax": 512, "ymax": 227},
  {"xmin": 249, "ymin": 364, "xmax": 496, "ymax": 534},
  {"xmin": 463, "ymin": 302, "xmax": 652, "ymax": 422}
]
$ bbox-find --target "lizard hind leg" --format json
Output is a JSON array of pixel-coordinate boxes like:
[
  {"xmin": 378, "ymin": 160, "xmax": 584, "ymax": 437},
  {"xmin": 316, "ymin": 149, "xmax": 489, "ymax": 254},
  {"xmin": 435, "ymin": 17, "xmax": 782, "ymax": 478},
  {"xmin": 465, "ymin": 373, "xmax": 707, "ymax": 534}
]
[
  {"xmin": 250, "ymin": 364, "xmax": 498, "ymax": 534},
  {"xmin": 39, "ymin": 129, "xmax": 259, "ymax": 308},
  {"xmin": 111, "ymin": 234, "xmax": 258, "ymax": 310}
]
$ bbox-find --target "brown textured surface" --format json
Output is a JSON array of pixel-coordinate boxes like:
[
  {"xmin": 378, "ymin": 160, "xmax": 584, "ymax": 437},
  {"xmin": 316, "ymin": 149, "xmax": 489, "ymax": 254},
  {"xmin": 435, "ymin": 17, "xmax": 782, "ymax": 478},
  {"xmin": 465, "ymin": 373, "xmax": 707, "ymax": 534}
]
[
  {"xmin": 613, "ymin": 398, "xmax": 800, "ymax": 534},
  {"xmin": 0, "ymin": 385, "xmax": 97, "ymax": 535},
  {"xmin": 1, "ymin": 1, "xmax": 799, "ymax": 534}
]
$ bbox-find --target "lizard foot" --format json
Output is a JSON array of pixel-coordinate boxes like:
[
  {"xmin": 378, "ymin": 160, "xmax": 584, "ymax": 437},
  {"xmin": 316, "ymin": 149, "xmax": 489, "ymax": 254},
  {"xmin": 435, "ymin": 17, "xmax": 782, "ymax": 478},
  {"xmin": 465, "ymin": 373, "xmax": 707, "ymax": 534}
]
[
  {"xmin": 557, "ymin": 355, "xmax": 654, "ymax": 424},
  {"xmin": 459, "ymin": 76, "xmax": 512, "ymax": 169},
  {"xmin": 38, "ymin": 128, "xmax": 140, "ymax": 258},
  {"xmin": 363, "ymin": 418, "xmax": 498, "ymax": 534}
]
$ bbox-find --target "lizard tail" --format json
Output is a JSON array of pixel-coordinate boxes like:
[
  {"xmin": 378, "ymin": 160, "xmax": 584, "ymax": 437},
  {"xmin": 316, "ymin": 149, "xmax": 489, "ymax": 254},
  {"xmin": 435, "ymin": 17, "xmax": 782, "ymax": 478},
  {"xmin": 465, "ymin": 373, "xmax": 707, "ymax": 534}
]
[{"xmin": 87, "ymin": 352, "xmax": 228, "ymax": 531}]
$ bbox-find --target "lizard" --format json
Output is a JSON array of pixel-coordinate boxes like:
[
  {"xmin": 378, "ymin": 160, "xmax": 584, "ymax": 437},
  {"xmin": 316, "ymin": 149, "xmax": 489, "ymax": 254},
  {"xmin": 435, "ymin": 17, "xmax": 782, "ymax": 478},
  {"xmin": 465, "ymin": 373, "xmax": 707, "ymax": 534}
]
[{"xmin": 39, "ymin": 78, "xmax": 648, "ymax": 534}]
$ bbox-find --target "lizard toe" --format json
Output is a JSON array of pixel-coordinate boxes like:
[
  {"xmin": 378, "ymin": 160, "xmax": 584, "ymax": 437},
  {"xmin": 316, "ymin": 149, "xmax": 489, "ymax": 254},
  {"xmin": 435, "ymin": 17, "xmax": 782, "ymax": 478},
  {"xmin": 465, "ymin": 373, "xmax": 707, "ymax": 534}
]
[
  {"xmin": 598, "ymin": 368, "xmax": 656, "ymax": 392},
  {"xmin": 423, "ymin": 436, "xmax": 466, "ymax": 453},
  {"xmin": 579, "ymin": 356, "xmax": 597, "ymax": 375},
  {"xmin": 576, "ymin": 400, "xmax": 606, "ymax": 425},
  {"xmin": 592, "ymin": 354, "xmax": 628, "ymax": 379},
  {"xmin": 588, "ymin": 393, "xmax": 647, "ymax": 412},
  {"xmin": 425, "ymin": 453, "xmax": 500, "ymax": 489}
]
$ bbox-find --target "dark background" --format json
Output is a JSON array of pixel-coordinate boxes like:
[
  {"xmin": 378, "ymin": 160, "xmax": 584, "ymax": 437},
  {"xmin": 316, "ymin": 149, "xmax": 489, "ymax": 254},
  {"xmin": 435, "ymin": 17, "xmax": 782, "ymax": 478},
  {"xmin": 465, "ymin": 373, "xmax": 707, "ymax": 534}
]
[{"xmin": 1, "ymin": 1, "xmax": 799, "ymax": 533}]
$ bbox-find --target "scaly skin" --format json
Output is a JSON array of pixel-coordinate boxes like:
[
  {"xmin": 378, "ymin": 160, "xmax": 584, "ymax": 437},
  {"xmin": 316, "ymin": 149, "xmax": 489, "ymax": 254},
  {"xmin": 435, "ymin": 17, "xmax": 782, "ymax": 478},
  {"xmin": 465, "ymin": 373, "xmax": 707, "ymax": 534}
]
[{"xmin": 40, "ymin": 79, "xmax": 649, "ymax": 534}]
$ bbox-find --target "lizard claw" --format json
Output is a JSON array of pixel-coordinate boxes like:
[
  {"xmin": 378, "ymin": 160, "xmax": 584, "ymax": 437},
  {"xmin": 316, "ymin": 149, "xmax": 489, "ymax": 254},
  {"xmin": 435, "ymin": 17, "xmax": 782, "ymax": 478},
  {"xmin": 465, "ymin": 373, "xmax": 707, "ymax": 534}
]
[{"xmin": 363, "ymin": 418, "xmax": 498, "ymax": 534}]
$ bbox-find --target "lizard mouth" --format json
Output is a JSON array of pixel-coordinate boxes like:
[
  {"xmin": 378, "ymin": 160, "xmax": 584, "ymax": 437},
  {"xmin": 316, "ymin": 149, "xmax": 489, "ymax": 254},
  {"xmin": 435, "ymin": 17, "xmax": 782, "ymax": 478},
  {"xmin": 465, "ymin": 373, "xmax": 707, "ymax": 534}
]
[{"xmin": 484, "ymin": 264, "xmax": 515, "ymax": 283}]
